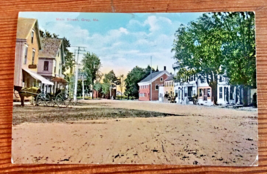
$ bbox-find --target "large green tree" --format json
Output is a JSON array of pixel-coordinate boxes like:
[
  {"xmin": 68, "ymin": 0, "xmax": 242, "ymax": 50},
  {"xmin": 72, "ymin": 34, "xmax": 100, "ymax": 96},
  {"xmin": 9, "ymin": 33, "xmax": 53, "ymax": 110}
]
[
  {"xmin": 124, "ymin": 66, "xmax": 155, "ymax": 98},
  {"xmin": 82, "ymin": 52, "xmax": 101, "ymax": 98},
  {"xmin": 103, "ymin": 70, "xmax": 117, "ymax": 84},
  {"xmin": 217, "ymin": 12, "xmax": 256, "ymax": 87},
  {"xmin": 172, "ymin": 12, "xmax": 255, "ymax": 104}
]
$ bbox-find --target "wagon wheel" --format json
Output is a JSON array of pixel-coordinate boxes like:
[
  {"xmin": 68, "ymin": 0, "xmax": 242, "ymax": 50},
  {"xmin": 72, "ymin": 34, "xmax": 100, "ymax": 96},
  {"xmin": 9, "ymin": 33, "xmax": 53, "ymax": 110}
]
[
  {"xmin": 36, "ymin": 94, "xmax": 45, "ymax": 106},
  {"xmin": 55, "ymin": 94, "xmax": 66, "ymax": 108},
  {"xmin": 65, "ymin": 98, "xmax": 73, "ymax": 108},
  {"xmin": 46, "ymin": 95, "xmax": 55, "ymax": 107}
]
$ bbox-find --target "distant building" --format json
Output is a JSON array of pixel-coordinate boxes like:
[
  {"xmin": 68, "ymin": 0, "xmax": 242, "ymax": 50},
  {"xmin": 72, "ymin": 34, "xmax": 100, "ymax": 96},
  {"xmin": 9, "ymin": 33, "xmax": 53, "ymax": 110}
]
[
  {"xmin": 172, "ymin": 62, "xmax": 255, "ymax": 106},
  {"xmin": 138, "ymin": 66, "xmax": 170, "ymax": 101},
  {"xmin": 158, "ymin": 74, "xmax": 174, "ymax": 102}
]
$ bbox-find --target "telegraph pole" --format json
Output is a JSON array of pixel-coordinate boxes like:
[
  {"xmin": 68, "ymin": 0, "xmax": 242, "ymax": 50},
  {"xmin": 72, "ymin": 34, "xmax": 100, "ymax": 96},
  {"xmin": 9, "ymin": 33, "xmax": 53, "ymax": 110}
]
[
  {"xmin": 82, "ymin": 70, "xmax": 84, "ymax": 100},
  {"xmin": 73, "ymin": 46, "xmax": 86, "ymax": 102},
  {"xmin": 150, "ymin": 56, "xmax": 152, "ymax": 101}
]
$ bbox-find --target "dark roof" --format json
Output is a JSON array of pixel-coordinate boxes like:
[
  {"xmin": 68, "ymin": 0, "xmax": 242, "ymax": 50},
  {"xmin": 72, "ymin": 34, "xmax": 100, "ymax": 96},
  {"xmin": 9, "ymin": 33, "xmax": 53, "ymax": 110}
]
[
  {"xmin": 139, "ymin": 71, "xmax": 168, "ymax": 83},
  {"xmin": 165, "ymin": 74, "xmax": 174, "ymax": 81},
  {"xmin": 39, "ymin": 38, "xmax": 62, "ymax": 58}
]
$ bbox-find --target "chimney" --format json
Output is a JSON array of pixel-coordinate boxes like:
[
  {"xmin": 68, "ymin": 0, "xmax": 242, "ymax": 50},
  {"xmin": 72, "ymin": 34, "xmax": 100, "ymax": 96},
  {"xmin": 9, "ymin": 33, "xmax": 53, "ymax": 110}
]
[{"xmin": 164, "ymin": 66, "xmax": 166, "ymax": 71}]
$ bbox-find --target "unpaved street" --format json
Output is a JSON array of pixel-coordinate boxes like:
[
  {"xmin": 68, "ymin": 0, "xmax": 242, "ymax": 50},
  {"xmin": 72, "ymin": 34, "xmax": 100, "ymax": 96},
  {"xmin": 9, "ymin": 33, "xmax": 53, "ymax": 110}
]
[{"xmin": 12, "ymin": 100, "xmax": 258, "ymax": 165}]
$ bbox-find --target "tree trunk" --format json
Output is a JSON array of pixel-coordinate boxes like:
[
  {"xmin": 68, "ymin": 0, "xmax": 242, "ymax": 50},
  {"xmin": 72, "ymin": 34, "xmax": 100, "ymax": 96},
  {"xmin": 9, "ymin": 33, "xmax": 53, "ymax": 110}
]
[
  {"xmin": 209, "ymin": 74, "xmax": 218, "ymax": 105},
  {"xmin": 91, "ymin": 82, "xmax": 94, "ymax": 99}
]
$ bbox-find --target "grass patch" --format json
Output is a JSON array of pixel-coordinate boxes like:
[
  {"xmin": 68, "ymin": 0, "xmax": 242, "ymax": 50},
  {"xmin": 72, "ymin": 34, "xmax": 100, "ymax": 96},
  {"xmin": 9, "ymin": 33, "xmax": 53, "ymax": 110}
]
[{"xmin": 13, "ymin": 107, "xmax": 182, "ymax": 125}]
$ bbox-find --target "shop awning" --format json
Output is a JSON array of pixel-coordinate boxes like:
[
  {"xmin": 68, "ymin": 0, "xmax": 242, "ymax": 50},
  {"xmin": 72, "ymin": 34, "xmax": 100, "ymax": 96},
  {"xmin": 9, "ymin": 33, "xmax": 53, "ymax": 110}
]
[
  {"xmin": 23, "ymin": 68, "xmax": 54, "ymax": 85},
  {"xmin": 51, "ymin": 77, "xmax": 67, "ymax": 84}
]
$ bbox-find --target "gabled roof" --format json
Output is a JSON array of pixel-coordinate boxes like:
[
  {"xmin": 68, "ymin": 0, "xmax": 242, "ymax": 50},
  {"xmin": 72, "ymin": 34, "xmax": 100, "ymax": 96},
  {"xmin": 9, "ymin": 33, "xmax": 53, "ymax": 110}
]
[
  {"xmin": 16, "ymin": 17, "xmax": 42, "ymax": 50},
  {"xmin": 39, "ymin": 38, "xmax": 63, "ymax": 59},
  {"xmin": 138, "ymin": 71, "xmax": 170, "ymax": 84},
  {"xmin": 165, "ymin": 74, "xmax": 174, "ymax": 81}
]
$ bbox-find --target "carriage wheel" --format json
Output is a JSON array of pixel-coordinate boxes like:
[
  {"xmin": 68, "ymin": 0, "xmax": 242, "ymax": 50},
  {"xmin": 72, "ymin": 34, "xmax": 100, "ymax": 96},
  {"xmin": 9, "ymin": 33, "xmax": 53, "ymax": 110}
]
[
  {"xmin": 55, "ymin": 95, "xmax": 66, "ymax": 108},
  {"xmin": 46, "ymin": 95, "xmax": 55, "ymax": 107},
  {"xmin": 36, "ymin": 94, "xmax": 44, "ymax": 106}
]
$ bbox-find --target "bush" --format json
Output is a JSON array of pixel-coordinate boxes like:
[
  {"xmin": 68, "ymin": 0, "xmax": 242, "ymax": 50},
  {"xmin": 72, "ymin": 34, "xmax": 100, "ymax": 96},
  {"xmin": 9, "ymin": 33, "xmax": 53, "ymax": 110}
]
[{"xmin": 116, "ymin": 95, "xmax": 128, "ymax": 100}]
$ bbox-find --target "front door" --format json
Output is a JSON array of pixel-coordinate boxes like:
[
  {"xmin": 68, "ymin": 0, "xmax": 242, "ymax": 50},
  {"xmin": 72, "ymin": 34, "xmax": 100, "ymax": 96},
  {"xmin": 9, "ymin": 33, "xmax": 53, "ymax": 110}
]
[
  {"xmin": 188, "ymin": 86, "xmax": 192, "ymax": 100},
  {"xmin": 203, "ymin": 88, "xmax": 207, "ymax": 101},
  {"xmin": 224, "ymin": 87, "xmax": 229, "ymax": 102}
]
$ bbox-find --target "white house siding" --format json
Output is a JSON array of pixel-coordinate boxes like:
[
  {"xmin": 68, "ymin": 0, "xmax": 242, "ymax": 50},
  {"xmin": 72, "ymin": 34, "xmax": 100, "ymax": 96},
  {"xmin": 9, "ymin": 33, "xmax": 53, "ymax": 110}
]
[
  {"xmin": 197, "ymin": 77, "xmax": 213, "ymax": 106},
  {"xmin": 174, "ymin": 80, "xmax": 197, "ymax": 104},
  {"xmin": 172, "ymin": 63, "xmax": 255, "ymax": 106},
  {"xmin": 158, "ymin": 86, "xmax": 164, "ymax": 102}
]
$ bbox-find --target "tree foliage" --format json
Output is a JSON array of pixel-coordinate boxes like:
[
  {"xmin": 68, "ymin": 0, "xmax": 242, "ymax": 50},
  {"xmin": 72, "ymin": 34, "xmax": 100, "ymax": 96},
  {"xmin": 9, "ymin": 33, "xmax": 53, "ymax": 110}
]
[
  {"xmin": 82, "ymin": 52, "xmax": 101, "ymax": 91},
  {"xmin": 172, "ymin": 12, "xmax": 256, "ymax": 104},
  {"xmin": 124, "ymin": 65, "xmax": 155, "ymax": 98},
  {"xmin": 103, "ymin": 70, "xmax": 117, "ymax": 84}
]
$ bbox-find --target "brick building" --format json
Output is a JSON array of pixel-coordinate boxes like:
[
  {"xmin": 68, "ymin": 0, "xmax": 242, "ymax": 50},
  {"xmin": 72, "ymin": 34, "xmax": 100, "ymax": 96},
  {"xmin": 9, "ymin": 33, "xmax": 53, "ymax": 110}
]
[{"xmin": 138, "ymin": 67, "xmax": 170, "ymax": 101}]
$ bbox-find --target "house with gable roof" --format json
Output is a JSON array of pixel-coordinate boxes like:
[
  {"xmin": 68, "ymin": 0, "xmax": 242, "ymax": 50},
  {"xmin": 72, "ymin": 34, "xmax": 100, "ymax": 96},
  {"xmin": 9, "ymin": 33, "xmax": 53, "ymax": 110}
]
[
  {"xmin": 15, "ymin": 17, "xmax": 46, "ymax": 89},
  {"xmin": 37, "ymin": 38, "xmax": 65, "ymax": 93},
  {"xmin": 37, "ymin": 38, "xmax": 65, "ymax": 80},
  {"xmin": 14, "ymin": 17, "xmax": 54, "ymax": 104},
  {"xmin": 138, "ymin": 66, "xmax": 170, "ymax": 101}
]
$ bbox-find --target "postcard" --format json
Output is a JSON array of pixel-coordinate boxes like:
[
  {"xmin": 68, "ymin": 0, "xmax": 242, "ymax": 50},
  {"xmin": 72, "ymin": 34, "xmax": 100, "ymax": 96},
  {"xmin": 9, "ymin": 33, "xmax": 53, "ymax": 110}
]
[{"xmin": 12, "ymin": 12, "xmax": 257, "ymax": 166}]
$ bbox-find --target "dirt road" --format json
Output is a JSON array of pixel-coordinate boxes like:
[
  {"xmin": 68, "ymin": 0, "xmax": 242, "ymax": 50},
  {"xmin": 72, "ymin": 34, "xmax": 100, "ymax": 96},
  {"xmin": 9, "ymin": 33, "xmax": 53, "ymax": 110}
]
[{"xmin": 12, "ymin": 100, "xmax": 258, "ymax": 165}]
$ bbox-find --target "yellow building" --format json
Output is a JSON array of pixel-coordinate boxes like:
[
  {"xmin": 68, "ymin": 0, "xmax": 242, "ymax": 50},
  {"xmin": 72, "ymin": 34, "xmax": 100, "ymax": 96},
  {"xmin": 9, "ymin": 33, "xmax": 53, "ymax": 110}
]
[
  {"xmin": 15, "ymin": 17, "xmax": 43, "ymax": 89},
  {"xmin": 164, "ymin": 75, "xmax": 175, "ymax": 97},
  {"xmin": 116, "ymin": 75, "xmax": 126, "ymax": 96}
]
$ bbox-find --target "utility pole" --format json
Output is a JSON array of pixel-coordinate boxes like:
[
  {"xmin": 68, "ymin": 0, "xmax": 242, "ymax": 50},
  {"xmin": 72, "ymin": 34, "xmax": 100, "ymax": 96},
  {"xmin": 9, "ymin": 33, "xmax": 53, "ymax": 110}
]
[
  {"xmin": 150, "ymin": 56, "xmax": 152, "ymax": 101},
  {"xmin": 82, "ymin": 70, "xmax": 84, "ymax": 100},
  {"xmin": 73, "ymin": 46, "xmax": 86, "ymax": 102}
]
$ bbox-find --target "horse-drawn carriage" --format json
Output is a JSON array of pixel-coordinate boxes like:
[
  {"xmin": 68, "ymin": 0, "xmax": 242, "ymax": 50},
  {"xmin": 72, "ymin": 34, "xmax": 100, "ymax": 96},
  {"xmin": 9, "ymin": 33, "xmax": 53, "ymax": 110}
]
[{"xmin": 15, "ymin": 77, "xmax": 75, "ymax": 108}]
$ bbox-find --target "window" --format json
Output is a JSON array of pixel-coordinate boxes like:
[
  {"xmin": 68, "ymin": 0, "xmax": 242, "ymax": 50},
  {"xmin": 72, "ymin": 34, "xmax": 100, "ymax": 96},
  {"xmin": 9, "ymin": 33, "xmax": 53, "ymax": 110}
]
[
  {"xmin": 190, "ymin": 75, "xmax": 194, "ymax": 81},
  {"xmin": 155, "ymin": 85, "xmax": 159, "ymax": 90},
  {"xmin": 230, "ymin": 86, "xmax": 234, "ymax": 100},
  {"xmin": 219, "ymin": 76, "xmax": 223, "ymax": 82},
  {"xmin": 160, "ymin": 77, "xmax": 163, "ymax": 82},
  {"xmin": 32, "ymin": 49, "xmax": 35, "ymax": 64},
  {"xmin": 199, "ymin": 89, "xmax": 203, "ymax": 97},
  {"xmin": 24, "ymin": 47, "xmax": 28, "ymax": 64},
  {"xmin": 58, "ymin": 69, "xmax": 60, "ymax": 75},
  {"xmin": 31, "ymin": 30, "xmax": 34, "ymax": 44},
  {"xmin": 219, "ymin": 87, "xmax": 223, "ymax": 98},
  {"xmin": 200, "ymin": 76, "xmax": 205, "ymax": 83},
  {"xmin": 207, "ymin": 88, "xmax": 211, "ymax": 97},
  {"xmin": 184, "ymin": 87, "xmax": 187, "ymax": 97},
  {"xmin": 44, "ymin": 61, "xmax": 49, "ymax": 71}
]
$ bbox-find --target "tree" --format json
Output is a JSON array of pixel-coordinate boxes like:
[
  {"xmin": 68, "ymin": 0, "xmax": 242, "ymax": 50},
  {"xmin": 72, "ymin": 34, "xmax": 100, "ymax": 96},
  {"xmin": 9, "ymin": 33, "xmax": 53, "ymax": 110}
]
[
  {"xmin": 118, "ymin": 74, "xmax": 124, "ymax": 98},
  {"xmin": 63, "ymin": 51, "xmax": 75, "ymax": 73},
  {"xmin": 94, "ymin": 81, "xmax": 102, "ymax": 92},
  {"xmin": 101, "ymin": 83, "xmax": 110, "ymax": 97},
  {"xmin": 172, "ymin": 12, "xmax": 255, "ymax": 104},
  {"xmin": 124, "ymin": 66, "xmax": 155, "ymax": 98},
  {"xmin": 82, "ymin": 52, "xmax": 101, "ymax": 98},
  {"xmin": 103, "ymin": 70, "xmax": 117, "ymax": 84},
  {"xmin": 216, "ymin": 12, "xmax": 256, "ymax": 87}
]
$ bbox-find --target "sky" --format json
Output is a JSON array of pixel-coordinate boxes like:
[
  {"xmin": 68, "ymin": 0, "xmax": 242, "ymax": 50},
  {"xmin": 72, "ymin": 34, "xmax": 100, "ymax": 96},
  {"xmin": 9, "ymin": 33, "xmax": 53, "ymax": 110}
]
[{"xmin": 19, "ymin": 12, "xmax": 203, "ymax": 76}]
